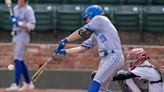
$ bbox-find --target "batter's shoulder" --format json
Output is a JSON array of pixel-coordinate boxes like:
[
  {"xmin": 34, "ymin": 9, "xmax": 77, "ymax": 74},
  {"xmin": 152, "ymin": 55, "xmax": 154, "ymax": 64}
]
[
  {"xmin": 26, "ymin": 5, "xmax": 34, "ymax": 11},
  {"xmin": 92, "ymin": 15, "xmax": 110, "ymax": 22},
  {"xmin": 14, "ymin": 5, "xmax": 19, "ymax": 10}
]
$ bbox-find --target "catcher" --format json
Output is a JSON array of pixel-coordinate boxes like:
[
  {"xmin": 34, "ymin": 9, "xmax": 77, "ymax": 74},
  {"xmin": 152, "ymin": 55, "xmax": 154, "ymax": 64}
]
[
  {"xmin": 113, "ymin": 48, "xmax": 163, "ymax": 92},
  {"xmin": 160, "ymin": 66, "xmax": 164, "ymax": 72}
]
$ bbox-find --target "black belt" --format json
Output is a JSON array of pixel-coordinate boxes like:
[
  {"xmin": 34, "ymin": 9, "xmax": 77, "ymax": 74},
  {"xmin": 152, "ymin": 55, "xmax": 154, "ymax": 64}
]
[
  {"xmin": 99, "ymin": 50, "xmax": 115, "ymax": 57},
  {"xmin": 11, "ymin": 30, "xmax": 22, "ymax": 36}
]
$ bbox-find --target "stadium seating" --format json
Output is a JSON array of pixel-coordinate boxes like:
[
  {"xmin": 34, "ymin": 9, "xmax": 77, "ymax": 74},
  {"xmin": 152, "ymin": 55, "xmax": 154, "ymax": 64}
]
[
  {"xmin": 125, "ymin": 0, "xmax": 150, "ymax": 5},
  {"xmin": 0, "ymin": 5, "xmax": 2, "ymax": 29},
  {"xmin": 0, "ymin": 4, "xmax": 12, "ymax": 31},
  {"xmin": 96, "ymin": 0, "xmax": 121, "ymax": 5},
  {"xmin": 0, "ymin": 17, "xmax": 1, "ymax": 29},
  {"xmin": 142, "ymin": 6, "xmax": 164, "ymax": 32},
  {"xmin": 56, "ymin": 5, "xmax": 84, "ymax": 33},
  {"xmin": 113, "ymin": 6, "xmax": 142, "ymax": 32},
  {"xmin": 0, "ymin": 0, "xmax": 3, "ymax": 3},
  {"xmin": 34, "ymin": 5, "xmax": 54, "ymax": 32},
  {"xmin": 4, "ymin": 0, "xmax": 162, "ymax": 5},
  {"xmin": 151, "ymin": 0, "xmax": 164, "ymax": 5},
  {"xmin": 28, "ymin": 0, "xmax": 38, "ymax": 4},
  {"xmin": 101, "ymin": 5, "xmax": 114, "ymax": 21},
  {"xmin": 70, "ymin": 0, "xmax": 92, "ymax": 4},
  {"xmin": 0, "ymin": 3, "xmax": 164, "ymax": 34},
  {"xmin": 38, "ymin": 0, "xmax": 66, "ymax": 4}
]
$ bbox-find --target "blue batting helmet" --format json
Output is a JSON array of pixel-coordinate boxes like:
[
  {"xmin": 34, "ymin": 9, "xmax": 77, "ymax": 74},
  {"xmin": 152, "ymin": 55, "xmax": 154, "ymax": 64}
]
[{"xmin": 83, "ymin": 5, "xmax": 104, "ymax": 21}]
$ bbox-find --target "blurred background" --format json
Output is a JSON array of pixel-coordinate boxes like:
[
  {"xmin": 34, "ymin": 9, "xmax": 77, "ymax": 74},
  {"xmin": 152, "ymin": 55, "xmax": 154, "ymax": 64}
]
[{"xmin": 0, "ymin": 0, "xmax": 164, "ymax": 91}]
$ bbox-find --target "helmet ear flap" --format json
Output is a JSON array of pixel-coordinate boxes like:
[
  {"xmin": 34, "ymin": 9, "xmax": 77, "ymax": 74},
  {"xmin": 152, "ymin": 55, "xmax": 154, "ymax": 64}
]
[{"xmin": 89, "ymin": 14, "xmax": 94, "ymax": 20}]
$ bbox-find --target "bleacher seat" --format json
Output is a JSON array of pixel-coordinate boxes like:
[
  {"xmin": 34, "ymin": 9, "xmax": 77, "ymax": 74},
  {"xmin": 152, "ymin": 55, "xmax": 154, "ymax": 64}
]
[
  {"xmin": 0, "ymin": 15, "xmax": 1, "ymax": 30},
  {"xmin": 70, "ymin": 0, "xmax": 92, "ymax": 4},
  {"xmin": 28, "ymin": 0, "xmax": 38, "ymax": 4},
  {"xmin": 151, "ymin": 0, "xmax": 164, "ymax": 5},
  {"xmin": 125, "ymin": 0, "xmax": 150, "ymax": 5},
  {"xmin": 0, "ymin": 5, "xmax": 2, "ymax": 29},
  {"xmin": 34, "ymin": 5, "xmax": 54, "ymax": 32},
  {"xmin": 101, "ymin": 5, "xmax": 114, "ymax": 21},
  {"xmin": 38, "ymin": 0, "xmax": 66, "ymax": 4},
  {"xmin": 0, "ymin": 4, "xmax": 12, "ymax": 31},
  {"xmin": 0, "ymin": 0, "xmax": 3, "ymax": 3},
  {"xmin": 113, "ymin": 6, "xmax": 142, "ymax": 32},
  {"xmin": 142, "ymin": 6, "xmax": 164, "ymax": 32},
  {"xmin": 96, "ymin": 0, "xmax": 120, "ymax": 5},
  {"xmin": 56, "ymin": 5, "xmax": 84, "ymax": 33},
  {"xmin": 0, "ymin": 17, "xmax": 1, "ymax": 29}
]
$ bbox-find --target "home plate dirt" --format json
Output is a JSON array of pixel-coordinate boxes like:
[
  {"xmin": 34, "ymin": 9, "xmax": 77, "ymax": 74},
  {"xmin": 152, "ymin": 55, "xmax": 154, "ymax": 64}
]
[
  {"xmin": 0, "ymin": 89, "xmax": 121, "ymax": 92},
  {"xmin": 0, "ymin": 89, "xmax": 85, "ymax": 92}
]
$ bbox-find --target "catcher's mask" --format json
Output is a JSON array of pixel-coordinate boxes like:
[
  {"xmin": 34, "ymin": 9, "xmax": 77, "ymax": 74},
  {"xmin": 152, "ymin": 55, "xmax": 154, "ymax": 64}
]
[{"xmin": 126, "ymin": 48, "xmax": 148, "ymax": 70}]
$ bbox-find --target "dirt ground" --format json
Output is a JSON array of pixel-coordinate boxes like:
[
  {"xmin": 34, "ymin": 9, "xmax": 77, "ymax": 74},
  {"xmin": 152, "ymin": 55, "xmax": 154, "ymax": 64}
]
[{"xmin": 0, "ymin": 89, "xmax": 121, "ymax": 92}]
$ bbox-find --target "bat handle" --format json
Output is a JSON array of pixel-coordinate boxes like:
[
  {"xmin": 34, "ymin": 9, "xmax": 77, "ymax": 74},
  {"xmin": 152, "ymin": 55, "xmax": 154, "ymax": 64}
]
[{"xmin": 9, "ymin": 8, "xmax": 13, "ymax": 16}]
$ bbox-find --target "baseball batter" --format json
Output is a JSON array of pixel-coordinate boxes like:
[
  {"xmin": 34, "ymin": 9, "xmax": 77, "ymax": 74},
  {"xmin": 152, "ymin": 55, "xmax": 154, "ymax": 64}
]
[
  {"xmin": 6, "ymin": 0, "xmax": 35, "ymax": 91},
  {"xmin": 55, "ymin": 5, "xmax": 125, "ymax": 92},
  {"xmin": 113, "ymin": 48, "xmax": 163, "ymax": 92}
]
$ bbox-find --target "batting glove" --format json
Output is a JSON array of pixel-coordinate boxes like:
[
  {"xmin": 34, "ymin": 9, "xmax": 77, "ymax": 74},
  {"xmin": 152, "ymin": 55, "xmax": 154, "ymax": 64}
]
[
  {"xmin": 9, "ymin": 16, "xmax": 23, "ymax": 26},
  {"xmin": 15, "ymin": 20, "xmax": 23, "ymax": 27},
  {"xmin": 9, "ymin": 16, "xmax": 17, "ymax": 24},
  {"xmin": 57, "ymin": 38, "xmax": 68, "ymax": 49},
  {"xmin": 55, "ymin": 49, "xmax": 66, "ymax": 55}
]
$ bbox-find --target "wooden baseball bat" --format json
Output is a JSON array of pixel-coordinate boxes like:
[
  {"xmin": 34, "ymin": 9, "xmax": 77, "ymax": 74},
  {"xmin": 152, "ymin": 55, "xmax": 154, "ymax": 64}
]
[
  {"xmin": 32, "ymin": 54, "xmax": 56, "ymax": 82},
  {"xmin": 4, "ymin": 0, "xmax": 13, "ymax": 16}
]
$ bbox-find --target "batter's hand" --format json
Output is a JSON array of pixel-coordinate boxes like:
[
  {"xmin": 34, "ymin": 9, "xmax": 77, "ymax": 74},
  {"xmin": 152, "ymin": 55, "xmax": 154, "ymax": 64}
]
[
  {"xmin": 54, "ymin": 49, "xmax": 66, "ymax": 55},
  {"xmin": 9, "ymin": 16, "xmax": 16, "ymax": 24},
  {"xmin": 57, "ymin": 38, "xmax": 68, "ymax": 49},
  {"xmin": 8, "ymin": 16, "xmax": 23, "ymax": 26}
]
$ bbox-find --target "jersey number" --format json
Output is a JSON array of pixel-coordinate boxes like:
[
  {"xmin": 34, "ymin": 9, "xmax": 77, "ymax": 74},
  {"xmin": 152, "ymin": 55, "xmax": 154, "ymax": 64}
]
[{"xmin": 99, "ymin": 35, "xmax": 107, "ymax": 43}]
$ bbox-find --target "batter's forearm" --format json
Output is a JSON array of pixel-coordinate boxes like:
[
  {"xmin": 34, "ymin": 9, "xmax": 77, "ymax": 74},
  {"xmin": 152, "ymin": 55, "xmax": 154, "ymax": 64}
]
[
  {"xmin": 66, "ymin": 46, "xmax": 87, "ymax": 54},
  {"xmin": 66, "ymin": 27, "xmax": 92, "ymax": 42},
  {"xmin": 19, "ymin": 22, "xmax": 35, "ymax": 31},
  {"xmin": 66, "ymin": 30, "xmax": 82, "ymax": 42}
]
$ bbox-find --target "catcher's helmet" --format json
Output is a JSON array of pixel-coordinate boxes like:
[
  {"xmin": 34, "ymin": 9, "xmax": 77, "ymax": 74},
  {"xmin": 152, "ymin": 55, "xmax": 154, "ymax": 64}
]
[
  {"xmin": 126, "ymin": 48, "xmax": 148, "ymax": 70},
  {"xmin": 83, "ymin": 5, "xmax": 104, "ymax": 21}
]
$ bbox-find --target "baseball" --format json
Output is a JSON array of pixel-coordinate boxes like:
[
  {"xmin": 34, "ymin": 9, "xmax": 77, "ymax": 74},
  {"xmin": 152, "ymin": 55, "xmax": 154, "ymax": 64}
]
[{"xmin": 8, "ymin": 64, "xmax": 14, "ymax": 70}]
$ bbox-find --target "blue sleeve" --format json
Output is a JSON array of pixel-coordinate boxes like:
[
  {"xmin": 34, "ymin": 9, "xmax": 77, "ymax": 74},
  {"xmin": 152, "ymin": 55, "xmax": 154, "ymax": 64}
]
[{"xmin": 83, "ymin": 25, "xmax": 95, "ymax": 32}]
